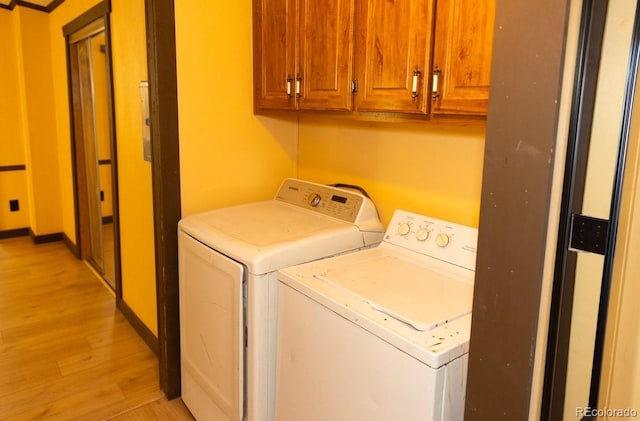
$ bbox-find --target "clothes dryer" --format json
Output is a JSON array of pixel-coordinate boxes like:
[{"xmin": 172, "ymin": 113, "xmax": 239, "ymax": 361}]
[{"xmin": 178, "ymin": 179, "xmax": 383, "ymax": 421}]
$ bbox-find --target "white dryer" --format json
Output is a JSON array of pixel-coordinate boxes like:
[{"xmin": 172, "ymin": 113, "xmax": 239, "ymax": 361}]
[
  {"xmin": 275, "ymin": 209, "xmax": 479, "ymax": 421},
  {"xmin": 177, "ymin": 179, "xmax": 384, "ymax": 421}
]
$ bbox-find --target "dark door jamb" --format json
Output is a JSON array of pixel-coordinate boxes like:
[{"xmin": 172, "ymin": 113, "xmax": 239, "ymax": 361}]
[{"xmin": 144, "ymin": 0, "xmax": 182, "ymax": 399}]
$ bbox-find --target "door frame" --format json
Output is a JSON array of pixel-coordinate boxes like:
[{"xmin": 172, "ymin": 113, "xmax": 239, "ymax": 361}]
[
  {"xmin": 144, "ymin": 0, "xmax": 182, "ymax": 399},
  {"xmin": 64, "ymin": 0, "xmax": 122, "ymax": 297},
  {"xmin": 542, "ymin": 0, "xmax": 640, "ymax": 418}
]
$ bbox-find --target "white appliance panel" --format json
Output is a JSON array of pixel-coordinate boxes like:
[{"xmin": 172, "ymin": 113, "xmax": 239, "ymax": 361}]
[
  {"xmin": 178, "ymin": 179, "xmax": 385, "ymax": 421},
  {"xmin": 278, "ymin": 246, "xmax": 473, "ymax": 368},
  {"xmin": 314, "ymin": 254, "xmax": 473, "ymax": 330},
  {"xmin": 275, "ymin": 283, "xmax": 443, "ymax": 421},
  {"xmin": 178, "ymin": 202, "xmax": 369, "ymax": 275},
  {"xmin": 179, "ymin": 232, "xmax": 244, "ymax": 421},
  {"xmin": 275, "ymin": 210, "xmax": 478, "ymax": 420}
]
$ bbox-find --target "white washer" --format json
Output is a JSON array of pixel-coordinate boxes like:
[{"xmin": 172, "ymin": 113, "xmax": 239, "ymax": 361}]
[
  {"xmin": 178, "ymin": 179, "xmax": 384, "ymax": 421},
  {"xmin": 275, "ymin": 209, "xmax": 479, "ymax": 421}
]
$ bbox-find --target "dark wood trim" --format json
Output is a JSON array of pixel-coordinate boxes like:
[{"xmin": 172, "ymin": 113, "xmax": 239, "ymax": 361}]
[
  {"xmin": 65, "ymin": 0, "xmax": 121, "ymax": 298},
  {"xmin": 464, "ymin": 0, "xmax": 572, "ymax": 419},
  {"xmin": 15, "ymin": 0, "xmax": 47, "ymax": 12},
  {"xmin": 6, "ymin": 0, "xmax": 64, "ymax": 12},
  {"xmin": 62, "ymin": 1, "xmax": 110, "ymax": 37},
  {"xmin": 145, "ymin": 0, "xmax": 182, "ymax": 400},
  {"xmin": 0, "ymin": 228, "xmax": 29, "ymax": 239},
  {"xmin": 28, "ymin": 229, "xmax": 63, "ymax": 244},
  {"xmin": 116, "ymin": 297, "xmax": 160, "ymax": 356},
  {"xmin": 62, "ymin": 232, "xmax": 79, "ymax": 257},
  {"xmin": 0, "ymin": 165, "xmax": 26, "ymax": 172},
  {"xmin": 47, "ymin": 0, "xmax": 64, "ymax": 12}
]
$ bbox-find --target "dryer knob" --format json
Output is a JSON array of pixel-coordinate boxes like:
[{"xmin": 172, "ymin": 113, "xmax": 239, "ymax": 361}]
[{"xmin": 308, "ymin": 193, "xmax": 322, "ymax": 207}]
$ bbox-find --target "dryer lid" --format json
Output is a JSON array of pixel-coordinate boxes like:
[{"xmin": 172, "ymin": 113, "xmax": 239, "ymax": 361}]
[{"xmin": 179, "ymin": 201, "xmax": 381, "ymax": 274}]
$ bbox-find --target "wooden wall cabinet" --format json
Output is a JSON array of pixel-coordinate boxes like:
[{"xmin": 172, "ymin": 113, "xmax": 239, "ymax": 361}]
[
  {"xmin": 253, "ymin": 0, "xmax": 495, "ymax": 119},
  {"xmin": 252, "ymin": 0, "xmax": 356, "ymax": 112},
  {"xmin": 431, "ymin": 0, "xmax": 496, "ymax": 116},
  {"xmin": 354, "ymin": 0, "xmax": 435, "ymax": 115}
]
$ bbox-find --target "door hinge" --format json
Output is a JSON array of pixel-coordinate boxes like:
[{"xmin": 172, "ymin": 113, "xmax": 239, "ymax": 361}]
[{"xmin": 569, "ymin": 213, "xmax": 609, "ymax": 255}]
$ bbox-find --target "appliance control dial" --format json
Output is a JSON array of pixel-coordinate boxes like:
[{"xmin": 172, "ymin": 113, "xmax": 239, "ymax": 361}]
[
  {"xmin": 435, "ymin": 233, "xmax": 451, "ymax": 248},
  {"xmin": 308, "ymin": 193, "xmax": 322, "ymax": 207},
  {"xmin": 397, "ymin": 222, "xmax": 411, "ymax": 236},
  {"xmin": 415, "ymin": 228, "xmax": 430, "ymax": 242}
]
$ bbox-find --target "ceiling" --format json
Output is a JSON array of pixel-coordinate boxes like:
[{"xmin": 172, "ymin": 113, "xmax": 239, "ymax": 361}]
[{"xmin": 0, "ymin": 1, "xmax": 63, "ymax": 12}]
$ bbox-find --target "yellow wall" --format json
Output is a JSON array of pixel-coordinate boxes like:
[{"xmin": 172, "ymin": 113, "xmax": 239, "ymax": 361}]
[
  {"xmin": 172, "ymin": 0, "xmax": 482, "ymax": 227},
  {"xmin": 0, "ymin": 11, "xmax": 23, "ymax": 167},
  {"xmin": 13, "ymin": 7, "xmax": 62, "ymax": 236},
  {"xmin": 4, "ymin": 0, "xmax": 482, "ymax": 342},
  {"xmin": 174, "ymin": 0, "xmax": 297, "ymax": 217},
  {"xmin": 0, "ymin": 9, "xmax": 29, "ymax": 231},
  {"xmin": 109, "ymin": 0, "xmax": 157, "ymax": 335},
  {"xmin": 298, "ymin": 118, "xmax": 486, "ymax": 227},
  {"xmin": 48, "ymin": 0, "xmax": 157, "ymax": 334}
]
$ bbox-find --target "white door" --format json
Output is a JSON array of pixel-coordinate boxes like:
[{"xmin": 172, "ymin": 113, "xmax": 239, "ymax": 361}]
[{"xmin": 179, "ymin": 231, "xmax": 245, "ymax": 421}]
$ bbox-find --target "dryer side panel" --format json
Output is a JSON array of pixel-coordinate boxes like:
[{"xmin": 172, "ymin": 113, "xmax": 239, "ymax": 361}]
[{"xmin": 179, "ymin": 232, "xmax": 245, "ymax": 421}]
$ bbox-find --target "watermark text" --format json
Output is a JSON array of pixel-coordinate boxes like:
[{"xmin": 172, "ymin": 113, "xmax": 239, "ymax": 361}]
[{"xmin": 576, "ymin": 407, "xmax": 638, "ymax": 418}]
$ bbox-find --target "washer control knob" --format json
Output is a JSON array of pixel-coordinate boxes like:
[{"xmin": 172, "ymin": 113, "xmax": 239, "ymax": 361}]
[
  {"xmin": 435, "ymin": 233, "xmax": 451, "ymax": 248},
  {"xmin": 416, "ymin": 228, "xmax": 430, "ymax": 242},
  {"xmin": 308, "ymin": 193, "xmax": 322, "ymax": 207},
  {"xmin": 397, "ymin": 223, "xmax": 411, "ymax": 237}
]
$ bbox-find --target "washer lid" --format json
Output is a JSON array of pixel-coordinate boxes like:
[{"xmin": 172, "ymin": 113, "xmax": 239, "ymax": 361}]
[{"xmin": 314, "ymin": 255, "xmax": 473, "ymax": 331}]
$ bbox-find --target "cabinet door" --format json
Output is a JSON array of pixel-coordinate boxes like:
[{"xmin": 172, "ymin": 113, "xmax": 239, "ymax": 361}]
[
  {"xmin": 355, "ymin": 0, "xmax": 434, "ymax": 114},
  {"xmin": 432, "ymin": 0, "xmax": 496, "ymax": 116},
  {"xmin": 298, "ymin": 0, "xmax": 356, "ymax": 111},
  {"xmin": 253, "ymin": 0, "xmax": 297, "ymax": 111}
]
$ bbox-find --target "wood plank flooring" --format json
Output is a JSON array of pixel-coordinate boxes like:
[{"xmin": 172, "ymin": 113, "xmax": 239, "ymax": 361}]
[{"xmin": 0, "ymin": 237, "xmax": 194, "ymax": 420}]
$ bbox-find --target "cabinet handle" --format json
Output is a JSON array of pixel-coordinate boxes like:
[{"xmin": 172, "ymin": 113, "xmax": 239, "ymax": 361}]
[
  {"xmin": 411, "ymin": 67, "xmax": 422, "ymax": 102},
  {"xmin": 432, "ymin": 66, "xmax": 441, "ymax": 101},
  {"xmin": 296, "ymin": 74, "xmax": 302, "ymax": 98},
  {"xmin": 286, "ymin": 75, "xmax": 293, "ymax": 98}
]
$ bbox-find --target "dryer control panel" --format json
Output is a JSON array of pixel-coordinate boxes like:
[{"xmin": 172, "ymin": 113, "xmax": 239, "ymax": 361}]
[
  {"xmin": 275, "ymin": 178, "xmax": 378, "ymax": 226},
  {"xmin": 385, "ymin": 210, "xmax": 478, "ymax": 272}
]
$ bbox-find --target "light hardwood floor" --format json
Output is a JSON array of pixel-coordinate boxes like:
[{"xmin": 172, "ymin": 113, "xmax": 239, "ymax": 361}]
[{"xmin": 0, "ymin": 236, "xmax": 194, "ymax": 420}]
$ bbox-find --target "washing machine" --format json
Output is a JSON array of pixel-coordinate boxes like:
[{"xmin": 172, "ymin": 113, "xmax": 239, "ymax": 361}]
[
  {"xmin": 177, "ymin": 178, "xmax": 384, "ymax": 421},
  {"xmin": 275, "ymin": 209, "xmax": 479, "ymax": 421}
]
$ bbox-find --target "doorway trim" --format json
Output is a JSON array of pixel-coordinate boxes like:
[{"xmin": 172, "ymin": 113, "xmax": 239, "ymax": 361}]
[
  {"xmin": 541, "ymin": 1, "xmax": 609, "ymax": 417},
  {"xmin": 63, "ymin": 0, "xmax": 122, "ymax": 298},
  {"xmin": 144, "ymin": 0, "xmax": 182, "ymax": 399}
]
